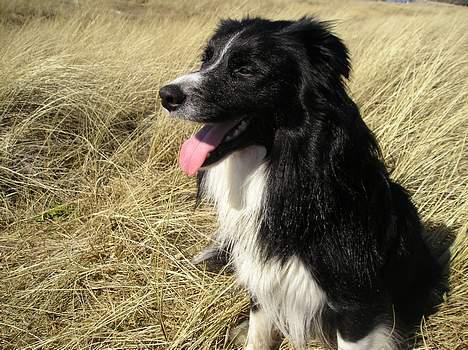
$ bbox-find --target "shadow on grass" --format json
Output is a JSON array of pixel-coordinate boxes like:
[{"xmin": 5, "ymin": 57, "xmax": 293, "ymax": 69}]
[
  {"xmin": 422, "ymin": 220, "xmax": 455, "ymax": 303},
  {"xmin": 404, "ymin": 220, "xmax": 456, "ymax": 349}
]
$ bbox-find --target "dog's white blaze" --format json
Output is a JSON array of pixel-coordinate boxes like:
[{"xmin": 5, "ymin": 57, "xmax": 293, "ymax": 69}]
[
  {"xmin": 337, "ymin": 327, "xmax": 398, "ymax": 350},
  {"xmin": 203, "ymin": 31, "xmax": 242, "ymax": 73},
  {"xmin": 169, "ymin": 71, "xmax": 203, "ymax": 86},
  {"xmin": 202, "ymin": 145, "xmax": 327, "ymax": 348},
  {"xmin": 168, "ymin": 31, "xmax": 241, "ymax": 91}
]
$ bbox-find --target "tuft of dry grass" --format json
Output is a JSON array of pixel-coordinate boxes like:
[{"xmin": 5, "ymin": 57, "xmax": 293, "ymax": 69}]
[{"xmin": 0, "ymin": 1, "xmax": 466, "ymax": 349}]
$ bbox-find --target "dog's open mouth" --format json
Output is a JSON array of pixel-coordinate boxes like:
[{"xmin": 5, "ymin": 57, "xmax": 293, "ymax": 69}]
[{"xmin": 179, "ymin": 118, "xmax": 250, "ymax": 176}]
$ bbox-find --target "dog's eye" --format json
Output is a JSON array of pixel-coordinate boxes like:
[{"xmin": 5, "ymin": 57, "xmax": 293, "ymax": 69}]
[
  {"xmin": 201, "ymin": 47, "xmax": 214, "ymax": 63},
  {"xmin": 235, "ymin": 66, "xmax": 254, "ymax": 77}
]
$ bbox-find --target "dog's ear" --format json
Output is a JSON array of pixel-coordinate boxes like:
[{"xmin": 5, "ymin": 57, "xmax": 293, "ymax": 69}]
[
  {"xmin": 282, "ymin": 17, "xmax": 350, "ymax": 81},
  {"xmin": 216, "ymin": 18, "xmax": 243, "ymax": 34}
]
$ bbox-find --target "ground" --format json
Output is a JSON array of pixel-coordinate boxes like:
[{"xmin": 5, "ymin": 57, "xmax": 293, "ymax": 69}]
[{"xmin": 0, "ymin": 0, "xmax": 466, "ymax": 349}]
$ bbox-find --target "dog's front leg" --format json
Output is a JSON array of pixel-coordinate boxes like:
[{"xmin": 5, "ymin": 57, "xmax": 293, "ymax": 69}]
[
  {"xmin": 245, "ymin": 302, "xmax": 282, "ymax": 350},
  {"xmin": 230, "ymin": 300, "xmax": 281, "ymax": 349}
]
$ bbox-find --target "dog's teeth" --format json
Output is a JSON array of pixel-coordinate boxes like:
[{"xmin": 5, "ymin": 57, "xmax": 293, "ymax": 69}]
[{"xmin": 225, "ymin": 119, "xmax": 249, "ymax": 142}]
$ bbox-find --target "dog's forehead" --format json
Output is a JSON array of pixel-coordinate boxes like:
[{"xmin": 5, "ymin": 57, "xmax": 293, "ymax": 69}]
[
  {"xmin": 206, "ymin": 29, "xmax": 271, "ymax": 54},
  {"xmin": 209, "ymin": 20, "xmax": 278, "ymax": 46},
  {"xmin": 209, "ymin": 29, "xmax": 242, "ymax": 48}
]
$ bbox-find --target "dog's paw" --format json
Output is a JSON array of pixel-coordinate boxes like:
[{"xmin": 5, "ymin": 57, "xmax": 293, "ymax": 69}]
[
  {"xmin": 192, "ymin": 244, "xmax": 232, "ymax": 273},
  {"xmin": 191, "ymin": 245, "xmax": 219, "ymax": 265},
  {"xmin": 229, "ymin": 319, "xmax": 249, "ymax": 347}
]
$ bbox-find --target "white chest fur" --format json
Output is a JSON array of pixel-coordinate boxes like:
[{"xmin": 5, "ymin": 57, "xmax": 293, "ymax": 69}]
[{"xmin": 201, "ymin": 146, "xmax": 327, "ymax": 347}]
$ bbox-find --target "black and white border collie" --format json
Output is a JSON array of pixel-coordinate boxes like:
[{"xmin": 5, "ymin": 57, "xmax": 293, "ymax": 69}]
[{"xmin": 159, "ymin": 17, "xmax": 441, "ymax": 350}]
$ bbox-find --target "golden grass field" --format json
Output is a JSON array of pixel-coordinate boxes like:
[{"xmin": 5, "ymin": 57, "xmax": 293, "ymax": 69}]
[{"xmin": 0, "ymin": 0, "xmax": 466, "ymax": 349}]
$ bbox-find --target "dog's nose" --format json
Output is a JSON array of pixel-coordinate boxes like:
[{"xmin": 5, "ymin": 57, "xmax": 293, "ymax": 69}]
[{"xmin": 159, "ymin": 84, "xmax": 186, "ymax": 112}]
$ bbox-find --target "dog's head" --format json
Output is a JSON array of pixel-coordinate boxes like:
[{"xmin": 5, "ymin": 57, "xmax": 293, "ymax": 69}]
[{"xmin": 159, "ymin": 17, "xmax": 350, "ymax": 176}]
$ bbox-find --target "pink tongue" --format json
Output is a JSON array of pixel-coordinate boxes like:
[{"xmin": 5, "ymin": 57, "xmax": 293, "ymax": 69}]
[{"xmin": 179, "ymin": 120, "xmax": 240, "ymax": 176}]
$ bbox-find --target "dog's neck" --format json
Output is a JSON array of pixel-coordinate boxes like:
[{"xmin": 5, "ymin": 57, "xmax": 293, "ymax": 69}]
[{"xmin": 199, "ymin": 146, "xmax": 268, "ymax": 250}]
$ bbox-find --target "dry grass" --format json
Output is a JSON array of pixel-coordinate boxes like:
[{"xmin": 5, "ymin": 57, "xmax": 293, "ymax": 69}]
[{"xmin": 0, "ymin": 0, "xmax": 466, "ymax": 349}]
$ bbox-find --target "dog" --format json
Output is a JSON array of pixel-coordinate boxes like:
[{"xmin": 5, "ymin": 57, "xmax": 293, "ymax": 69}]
[{"xmin": 159, "ymin": 17, "xmax": 442, "ymax": 350}]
